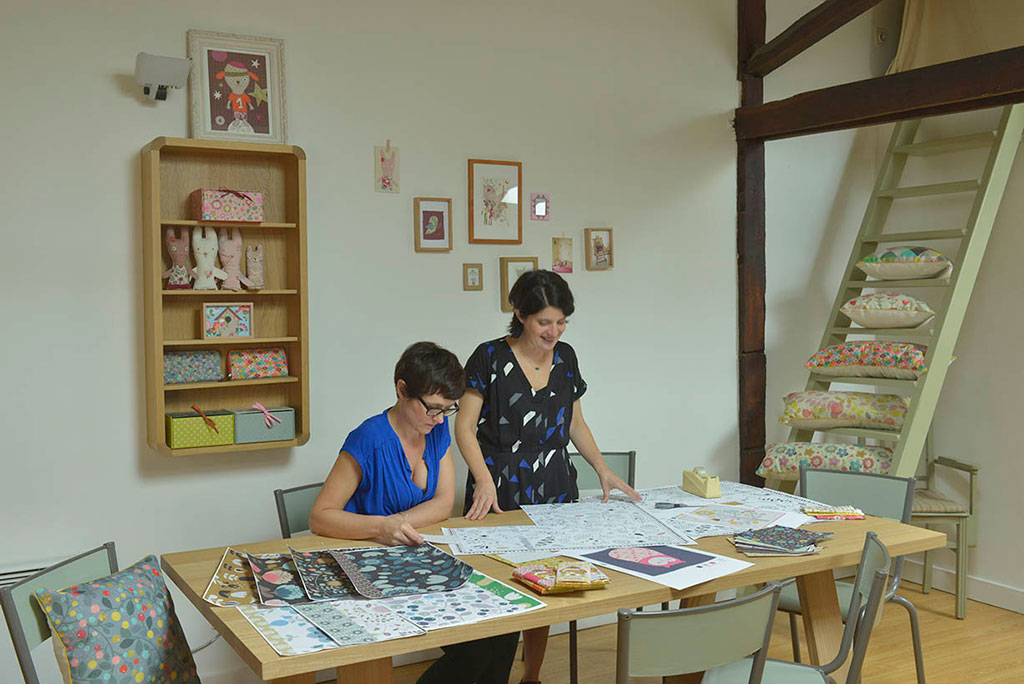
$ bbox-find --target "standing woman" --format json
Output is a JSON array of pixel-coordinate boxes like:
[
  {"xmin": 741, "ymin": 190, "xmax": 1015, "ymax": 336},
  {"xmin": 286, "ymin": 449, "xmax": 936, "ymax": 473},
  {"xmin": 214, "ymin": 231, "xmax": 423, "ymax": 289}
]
[{"xmin": 455, "ymin": 269, "xmax": 639, "ymax": 684}]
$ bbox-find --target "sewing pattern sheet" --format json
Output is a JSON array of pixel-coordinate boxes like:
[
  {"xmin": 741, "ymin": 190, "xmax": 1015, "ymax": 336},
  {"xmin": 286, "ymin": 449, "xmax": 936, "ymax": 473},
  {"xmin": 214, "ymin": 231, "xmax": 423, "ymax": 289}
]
[
  {"xmin": 330, "ymin": 544, "xmax": 474, "ymax": 598},
  {"xmin": 237, "ymin": 605, "xmax": 336, "ymax": 656},
  {"xmin": 289, "ymin": 548, "xmax": 367, "ymax": 602},
  {"xmin": 379, "ymin": 572, "xmax": 544, "ymax": 631},
  {"xmin": 203, "ymin": 547, "xmax": 258, "ymax": 607},
  {"xmin": 293, "ymin": 600, "xmax": 425, "ymax": 646},
  {"xmin": 248, "ymin": 553, "xmax": 308, "ymax": 605}
]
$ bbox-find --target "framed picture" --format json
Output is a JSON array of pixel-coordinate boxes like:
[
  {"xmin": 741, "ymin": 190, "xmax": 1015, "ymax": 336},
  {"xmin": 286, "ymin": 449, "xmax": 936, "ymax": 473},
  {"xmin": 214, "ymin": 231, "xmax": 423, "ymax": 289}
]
[
  {"xmin": 375, "ymin": 140, "xmax": 400, "ymax": 193},
  {"xmin": 463, "ymin": 263, "xmax": 483, "ymax": 291},
  {"xmin": 499, "ymin": 257, "xmax": 539, "ymax": 312},
  {"xmin": 530, "ymin": 193, "xmax": 551, "ymax": 221},
  {"xmin": 202, "ymin": 302, "xmax": 253, "ymax": 339},
  {"xmin": 414, "ymin": 197, "xmax": 453, "ymax": 252},
  {"xmin": 552, "ymin": 237, "xmax": 573, "ymax": 274},
  {"xmin": 187, "ymin": 30, "xmax": 287, "ymax": 144},
  {"xmin": 584, "ymin": 228, "xmax": 614, "ymax": 270},
  {"xmin": 468, "ymin": 159, "xmax": 522, "ymax": 244}
]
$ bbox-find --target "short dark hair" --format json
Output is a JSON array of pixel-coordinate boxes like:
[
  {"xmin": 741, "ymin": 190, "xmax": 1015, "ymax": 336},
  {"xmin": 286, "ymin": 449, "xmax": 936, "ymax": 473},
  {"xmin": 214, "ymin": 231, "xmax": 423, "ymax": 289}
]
[
  {"xmin": 507, "ymin": 269, "xmax": 575, "ymax": 337},
  {"xmin": 394, "ymin": 341, "xmax": 466, "ymax": 400}
]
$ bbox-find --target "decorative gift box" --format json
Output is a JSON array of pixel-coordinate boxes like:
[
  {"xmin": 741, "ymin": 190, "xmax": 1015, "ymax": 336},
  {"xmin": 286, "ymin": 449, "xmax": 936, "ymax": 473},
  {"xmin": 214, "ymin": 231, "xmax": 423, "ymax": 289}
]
[
  {"xmin": 163, "ymin": 350, "xmax": 223, "ymax": 385},
  {"xmin": 232, "ymin": 405, "xmax": 296, "ymax": 443},
  {"xmin": 166, "ymin": 410, "xmax": 235, "ymax": 448},
  {"xmin": 512, "ymin": 558, "xmax": 610, "ymax": 595},
  {"xmin": 190, "ymin": 188, "xmax": 265, "ymax": 223},
  {"xmin": 228, "ymin": 347, "xmax": 289, "ymax": 379}
]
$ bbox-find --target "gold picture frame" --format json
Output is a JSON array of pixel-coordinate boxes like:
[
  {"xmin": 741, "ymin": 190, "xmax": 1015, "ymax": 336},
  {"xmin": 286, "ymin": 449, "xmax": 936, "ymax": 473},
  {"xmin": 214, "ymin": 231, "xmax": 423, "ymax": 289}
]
[
  {"xmin": 499, "ymin": 256, "xmax": 539, "ymax": 312},
  {"xmin": 468, "ymin": 159, "xmax": 523, "ymax": 244},
  {"xmin": 414, "ymin": 197, "xmax": 453, "ymax": 252},
  {"xmin": 584, "ymin": 228, "xmax": 614, "ymax": 270},
  {"xmin": 463, "ymin": 263, "xmax": 483, "ymax": 291}
]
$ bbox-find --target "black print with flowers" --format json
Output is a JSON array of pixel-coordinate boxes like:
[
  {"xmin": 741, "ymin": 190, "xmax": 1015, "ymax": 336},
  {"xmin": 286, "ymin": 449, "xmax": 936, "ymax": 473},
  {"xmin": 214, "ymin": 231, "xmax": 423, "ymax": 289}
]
[{"xmin": 34, "ymin": 555, "xmax": 199, "ymax": 683}]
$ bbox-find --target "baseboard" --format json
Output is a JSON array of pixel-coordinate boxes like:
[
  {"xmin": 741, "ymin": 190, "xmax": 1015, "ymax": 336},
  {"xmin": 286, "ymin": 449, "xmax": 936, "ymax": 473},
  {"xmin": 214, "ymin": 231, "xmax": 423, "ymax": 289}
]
[{"xmin": 902, "ymin": 558, "xmax": 1024, "ymax": 615}]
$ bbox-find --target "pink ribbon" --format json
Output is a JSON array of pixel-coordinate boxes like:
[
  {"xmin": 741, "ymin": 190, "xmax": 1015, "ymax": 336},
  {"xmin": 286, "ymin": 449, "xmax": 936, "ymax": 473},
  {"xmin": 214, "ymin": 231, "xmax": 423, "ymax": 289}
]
[
  {"xmin": 253, "ymin": 402, "xmax": 283, "ymax": 429},
  {"xmin": 218, "ymin": 188, "xmax": 255, "ymax": 204}
]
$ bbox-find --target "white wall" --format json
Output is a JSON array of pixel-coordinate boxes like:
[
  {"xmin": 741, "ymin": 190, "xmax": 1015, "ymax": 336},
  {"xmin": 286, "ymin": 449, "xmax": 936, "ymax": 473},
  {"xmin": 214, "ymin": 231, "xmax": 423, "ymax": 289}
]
[{"xmin": 0, "ymin": 1, "xmax": 742, "ymax": 681}]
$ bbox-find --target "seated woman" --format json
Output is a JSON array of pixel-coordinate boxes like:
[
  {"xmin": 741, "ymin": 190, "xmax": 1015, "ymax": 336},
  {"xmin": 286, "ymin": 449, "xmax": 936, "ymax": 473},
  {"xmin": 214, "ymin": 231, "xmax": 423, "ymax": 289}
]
[{"xmin": 310, "ymin": 341, "xmax": 518, "ymax": 684}]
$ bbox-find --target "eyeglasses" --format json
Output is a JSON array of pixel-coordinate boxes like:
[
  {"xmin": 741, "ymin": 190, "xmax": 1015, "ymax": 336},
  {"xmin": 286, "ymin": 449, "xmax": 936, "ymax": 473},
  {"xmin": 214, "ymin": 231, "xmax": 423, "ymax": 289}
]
[{"xmin": 417, "ymin": 396, "xmax": 459, "ymax": 417}]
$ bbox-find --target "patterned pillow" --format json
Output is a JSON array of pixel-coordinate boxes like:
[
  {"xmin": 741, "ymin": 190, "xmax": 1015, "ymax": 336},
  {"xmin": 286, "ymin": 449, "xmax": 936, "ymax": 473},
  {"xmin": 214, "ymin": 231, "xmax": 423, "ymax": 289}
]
[
  {"xmin": 840, "ymin": 293, "xmax": 935, "ymax": 329},
  {"xmin": 856, "ymin": 245, "xmax": 951, "ymax": 280},
  {"xmin": 806, "ymin": 341, "xmax": 928, "ymax": 379},
  {"xmin": 757, "ymin": 442, "xmax": 894, "ymax": 481},
  {"xmin": 779, "ymin": 390, "xmax": 908, "ymax": 430},
  {"xmin": 34, "ymin": 555, "xmax": 200, "ymax": 684}
]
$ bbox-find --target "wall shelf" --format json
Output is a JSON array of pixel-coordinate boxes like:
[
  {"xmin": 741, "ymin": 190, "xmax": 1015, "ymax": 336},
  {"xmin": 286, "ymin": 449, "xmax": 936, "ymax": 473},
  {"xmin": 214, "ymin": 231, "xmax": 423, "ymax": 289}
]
[
  {"xmin": 163, "ymin": 376, "xmax": 300, "ymax": 392},
  {"xmin": 163, "ymin": 336, "xmax": 299, "ymax": 347},
  {"xmin": 162, "ymin": 289, "xmax": 298, "ymax": 296},
  {"xmin": 160, "ymin": 219, "xmax": 298, "ymax": 229},
  {"xmin": 158, "ymin": 438, "xmax": 302, "ymax": 458}
]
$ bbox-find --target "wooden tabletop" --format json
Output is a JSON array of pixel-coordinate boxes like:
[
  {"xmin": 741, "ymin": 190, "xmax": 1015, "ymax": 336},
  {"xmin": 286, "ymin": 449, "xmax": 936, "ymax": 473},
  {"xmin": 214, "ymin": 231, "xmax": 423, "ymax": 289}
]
[{"xmin": 160, "ymin": 511, "xmax": 945, "ymax": 681}]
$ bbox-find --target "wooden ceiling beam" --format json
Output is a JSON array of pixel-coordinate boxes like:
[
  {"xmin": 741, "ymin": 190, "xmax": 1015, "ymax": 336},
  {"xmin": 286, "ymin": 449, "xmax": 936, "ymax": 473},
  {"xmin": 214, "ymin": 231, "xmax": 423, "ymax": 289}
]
[
  {"xmin": 743, "ymin": 0, "xmax": 885, "ymax": 77},
  {"xmin": 736, "ymin": 45, "xmax": 1024, "ymax": 141}
]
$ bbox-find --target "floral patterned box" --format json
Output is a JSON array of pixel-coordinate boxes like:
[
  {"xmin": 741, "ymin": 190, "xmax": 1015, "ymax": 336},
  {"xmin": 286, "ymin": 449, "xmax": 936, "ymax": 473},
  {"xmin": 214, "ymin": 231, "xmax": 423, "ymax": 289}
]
[
  {"xmin": 166, "ymin": 410, "xmax": 235, "ymax": 448},
  {"xmin": 231, "ymin": 406, "xmax": 295, "ymax": 443},
  {"xmin": 190, "ymin": 188, "xmax": 265, "ymax": 223}
]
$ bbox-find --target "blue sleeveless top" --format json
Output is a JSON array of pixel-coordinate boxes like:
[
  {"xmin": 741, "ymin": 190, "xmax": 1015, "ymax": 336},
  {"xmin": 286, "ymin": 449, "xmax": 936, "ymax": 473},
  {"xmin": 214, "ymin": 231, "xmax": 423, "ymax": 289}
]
[{"xmin": 341, "ymin": 409, "xmax": 451, "ymax": 516}]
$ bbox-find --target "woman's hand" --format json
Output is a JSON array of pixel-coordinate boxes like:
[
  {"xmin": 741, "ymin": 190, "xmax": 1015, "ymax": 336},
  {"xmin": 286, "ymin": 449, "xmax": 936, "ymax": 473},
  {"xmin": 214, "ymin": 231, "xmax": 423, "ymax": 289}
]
[
  {"xmin": 465, "ymin": 479, "xmax": 503, "ymax": 520},
  {"xmin": 598, "ymin": 470, "xmax": 642, "ymax": 504},
  {"xmin": 377, "ymin": 514, "xmax": 424, "ymax": 546}
]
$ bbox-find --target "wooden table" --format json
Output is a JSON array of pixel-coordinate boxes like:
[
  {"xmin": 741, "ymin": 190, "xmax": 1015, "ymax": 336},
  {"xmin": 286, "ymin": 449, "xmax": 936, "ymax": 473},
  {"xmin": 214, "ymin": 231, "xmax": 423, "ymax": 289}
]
[{"xmin": 161, "ymin": 512, "xmax": 945, "ymax": 684}]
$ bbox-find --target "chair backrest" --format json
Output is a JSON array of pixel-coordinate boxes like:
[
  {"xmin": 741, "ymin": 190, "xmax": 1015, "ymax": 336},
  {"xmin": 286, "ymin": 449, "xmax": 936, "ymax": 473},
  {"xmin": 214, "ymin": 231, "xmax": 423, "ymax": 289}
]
[
  {"xmin": 571, "ymin": 450, "xmax": 636, "ymax": 493},
  {"xmin": 844, "ymin": 566, "xmax": 891, "ymax": 684},
  {"xmin": 274, "ymin": 482, "xmax": 324, "ymax": 538},
  {"xmin": 0, "ymin": 542, "xmax": 117, "ymax": 684},
  {"xmin": 615, "ymin": 581, "xmax": 780, "ymax": 683}
]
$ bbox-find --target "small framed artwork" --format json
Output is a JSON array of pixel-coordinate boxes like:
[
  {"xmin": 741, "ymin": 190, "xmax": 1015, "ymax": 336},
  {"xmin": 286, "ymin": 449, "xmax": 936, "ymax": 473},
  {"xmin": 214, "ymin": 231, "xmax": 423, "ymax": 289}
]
[
  {"xmin": 584, "ymin": 228, "xmax": 614, "ymax": 270},
  {"xmin": 499, "ymin": 257, "xmax": 539, "ymax": 312},
  {"xmin": 469, "ymin": 159, "xmax": 523, "ymax": 244},
  {"xmin": 375, "ymin": 140, "xmax": 400, "ymax": 193},
  {"xmin": 202, "ymin": 302, "xmax": 254, "ymax": 339},
  {"xmin": 552, "ymin": 237, "xmax": 573, "ymax": 274},
  {"xmin": 463, "ymin": 263, "xmax": 483, "ymax": 291},
  {"xmin": 530, "ymin": 193, "xmax": 551, "ymax": 221},
  {"xmin": 414, "ymin": 197, "xmax": 453, "ymax": 252},
  {"xmin": 187, "ymin": 30, "xmax": 287, "ymax": 144}
]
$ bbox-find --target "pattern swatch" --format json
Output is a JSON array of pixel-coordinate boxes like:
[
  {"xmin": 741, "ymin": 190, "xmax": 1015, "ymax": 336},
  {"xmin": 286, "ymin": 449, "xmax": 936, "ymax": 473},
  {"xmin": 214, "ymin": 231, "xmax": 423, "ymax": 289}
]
[
  {"xmin": 330, "ymin": 545, "xmax": 474, "ymax": 599},
  {"xmin": 248, "ymin": 553, "xmax": 308, "ymax": 605},
  {"xmin": 293, "ymin": 601, "xmax": 425, "ymax": 646},
  {"xmin": 237, "ymin": 605, "xmax": 337, "ymax": 656},
  {"xmin": 203, "ymin": 547, "xmax": 258, "ymax": 606}
]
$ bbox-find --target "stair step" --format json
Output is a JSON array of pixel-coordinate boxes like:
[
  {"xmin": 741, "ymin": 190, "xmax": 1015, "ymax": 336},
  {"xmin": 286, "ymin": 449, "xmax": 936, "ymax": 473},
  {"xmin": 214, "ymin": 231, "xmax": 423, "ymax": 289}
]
[
  {"xmin": 829, "ymin": 327, "xmax": 934, "ymax": 338},
  {"xmin": 820, "ymin": 427, "xmax": 903, "ymax": 442},
  {"xmin": 893, "ymin": 132, "xmax": 997, "ymax": 156},
  {"xmin": 809, "ymin": 374, "xmax": 919, "ymax": 391},
  {"xmin": 861, "ymin": 229, "xmax": 966, "ymax": 244},
  {"xmin": 877, "ymin": 180, "xmax": 980, "ymax": 198},
  {"xmin": 844, "ymin": 278, "xmax": 951, "ymax": 289}
]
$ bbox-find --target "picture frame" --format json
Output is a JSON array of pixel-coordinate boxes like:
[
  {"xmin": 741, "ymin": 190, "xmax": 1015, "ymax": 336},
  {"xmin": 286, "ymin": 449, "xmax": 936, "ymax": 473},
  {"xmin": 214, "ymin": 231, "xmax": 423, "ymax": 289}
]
[
  {"xmin": 552, "ymin": 237, "xmax": 573, "ymax": 274},
  {"xmin": 530, "ymin": 193, "xmax": 551, "ymax": 221},
  {"xmin": 584, "ymin": 228, "xmax": 614, "ymax": 270},
  {"xmin": 202, "ymin": 302, "xmax": 254, "ymax": 339},
  {"xmin": 468, "ymin": 159, "xmax": 523, "ymax": 244},
  {"xmin": 414, "ymin": 197, "xmax": 453, "ymax": 252},
  {"xmin": 499, "ymin": 257, "xmax": 539, "ymax": 312},
  {"xmin": 187, "ymin": 29, "xmax": 287, "ymax": 144},
  {"xmin": 463, "ymin": 263, "xmax": 483, "ymax": 291}
]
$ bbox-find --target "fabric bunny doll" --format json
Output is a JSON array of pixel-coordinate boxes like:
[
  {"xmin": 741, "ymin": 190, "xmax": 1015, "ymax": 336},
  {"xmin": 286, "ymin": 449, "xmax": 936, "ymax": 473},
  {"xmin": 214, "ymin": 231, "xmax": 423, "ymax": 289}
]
[
  {"xmin": 191, "ymin": 227, "xmax": 227, "ymax": 290},
  {"xmin": 218, "ymin": 228, "xmax": 255, "ymax": 291},
  {"xmin": 162, "ymin": 227, "xmax": 192, "ymax": 289},
  {"xmin": 246, "ymin": 244, "xmax": 265, "ymax": 289}
]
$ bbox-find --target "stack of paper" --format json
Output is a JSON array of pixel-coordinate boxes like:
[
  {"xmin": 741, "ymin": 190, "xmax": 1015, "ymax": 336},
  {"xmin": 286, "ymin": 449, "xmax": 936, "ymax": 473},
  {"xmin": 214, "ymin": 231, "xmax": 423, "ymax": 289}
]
[{"xmin": 730, "ymin": 526, "xmax": 834, "ymax": 557}]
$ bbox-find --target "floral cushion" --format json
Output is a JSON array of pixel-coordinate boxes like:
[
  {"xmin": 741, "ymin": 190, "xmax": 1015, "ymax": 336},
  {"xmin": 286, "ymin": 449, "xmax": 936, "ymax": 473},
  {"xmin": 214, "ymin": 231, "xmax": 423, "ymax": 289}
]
[
  {"xmin": 34, "ymin": 555, "xmax": 200, "ymax": 684},
  {"xmin": 757, "ymin": 442, "xmax": 894, "ymax": 481},
  {"xmin": 779, "ymin": 390, "xmax": 908, "ymax": 430},
  {"xmin": 840, "ymin": 292, "xmax": 935, "ymax": 329},
  {"xmin": 806, "ymin": 341, "xmax": 928, "ymax": 379},
  {"xmin": 856, "ymin": 245, "xmax": 951, "ymax": 280}
]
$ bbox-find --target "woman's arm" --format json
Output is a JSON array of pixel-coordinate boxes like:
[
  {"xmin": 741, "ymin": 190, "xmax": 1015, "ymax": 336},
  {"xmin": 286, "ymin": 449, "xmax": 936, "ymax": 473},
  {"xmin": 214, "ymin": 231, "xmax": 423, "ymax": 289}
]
[
  {"xmin": 454, "ymin": 389, "xmax": 504, "ymax": 520},
  {"xmin": 569, "ymin": 399, "xmax": 641, "ymax": 503},
  {"xmin": 309, "ymin": 451, "xmax": 423, "ymax": 545}
]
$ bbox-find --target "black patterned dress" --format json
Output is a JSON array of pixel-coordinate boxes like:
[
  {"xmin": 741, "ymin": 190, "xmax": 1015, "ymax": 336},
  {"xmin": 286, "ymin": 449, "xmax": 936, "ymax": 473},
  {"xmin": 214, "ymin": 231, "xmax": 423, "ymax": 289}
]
[{"xmin": 463, "ymin": 337, "xmax": 588, "ymax": 512}]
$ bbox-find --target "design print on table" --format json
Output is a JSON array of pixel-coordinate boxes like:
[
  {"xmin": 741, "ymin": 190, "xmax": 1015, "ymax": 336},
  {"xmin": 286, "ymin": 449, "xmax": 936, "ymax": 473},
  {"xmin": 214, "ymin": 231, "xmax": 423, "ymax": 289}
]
[
  {"xmin": 583, "ymin": 545, "xmax": 714, "ymax": 577},
  {"xmin": 203, "ymin": 547, "xmax": 258, "ymax": 606},
  {"xmin": 293, "ymin": 601, "xmax": 425, "ymax": 646},
  {"xmin": 330, "ymin": 544, "xmax": 474, "ymax": 598},
  {"xmin": 237, "ymin": 604, "xmax": 337, "ymax": 656},
  {"xmin": 247, "ymin": 553, "xmax": 308, "ymax": 605},
  {"xmin": 289, "ymin": 547, "xmax": 364, "ymax": 602}
]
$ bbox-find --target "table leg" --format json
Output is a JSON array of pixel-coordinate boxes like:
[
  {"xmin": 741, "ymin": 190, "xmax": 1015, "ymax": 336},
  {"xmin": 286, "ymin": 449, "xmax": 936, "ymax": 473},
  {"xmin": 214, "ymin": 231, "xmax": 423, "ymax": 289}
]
[
  {"xmin": 796, "ymin": 570, "xmax": 850, "ymax": 683},
  {"xmin": 664, "ymin": 593, "xmax": 717, "ymax": 684},
  {"xmin": 336, "ymin": 657, "xmax": 394, "ymax": 684}
]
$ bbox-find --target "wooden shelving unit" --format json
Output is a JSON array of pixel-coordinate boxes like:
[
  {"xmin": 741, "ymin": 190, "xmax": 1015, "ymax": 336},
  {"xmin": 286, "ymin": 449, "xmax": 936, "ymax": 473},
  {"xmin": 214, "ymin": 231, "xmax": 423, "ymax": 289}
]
[{"xmin": 142, "ymin": 136, "xmax": 310, "ymax": 456}]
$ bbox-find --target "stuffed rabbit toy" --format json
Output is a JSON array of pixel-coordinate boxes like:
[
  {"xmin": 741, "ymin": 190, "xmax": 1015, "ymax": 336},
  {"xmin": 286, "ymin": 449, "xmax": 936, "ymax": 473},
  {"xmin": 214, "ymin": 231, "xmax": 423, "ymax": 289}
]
[
  {"xmin": 191, "ymin": 227, "xmax": 227, "ymax": 290},
  {"xmin": 218, "ymin": 228, "xmax": 255, "ymax": 291},
  {"xmin": 246, "ymin": 244, "xmax": 265, "ymax": 289},
  {"xmin": 162, "ymin": 227, "xmax": 192, "ymax": 289}
]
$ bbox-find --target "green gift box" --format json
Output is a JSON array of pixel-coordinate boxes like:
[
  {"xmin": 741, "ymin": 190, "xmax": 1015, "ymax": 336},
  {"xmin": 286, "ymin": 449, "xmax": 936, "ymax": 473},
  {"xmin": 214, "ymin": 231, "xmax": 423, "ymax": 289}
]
[
  {"xmin": 165, "ymin": 410, "xmax": 235, "ymax": 449},
  {"xmin": 231, "ymin": 406, "xmax": 296, "ymax": 444}
]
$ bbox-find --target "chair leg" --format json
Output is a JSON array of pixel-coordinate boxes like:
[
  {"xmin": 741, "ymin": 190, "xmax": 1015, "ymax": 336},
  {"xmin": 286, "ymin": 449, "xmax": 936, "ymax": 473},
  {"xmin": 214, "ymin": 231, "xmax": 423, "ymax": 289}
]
[
  {"xmin": 569, "ymin": 619, "xmax": 578, "ymax": 684},
  {"xmin": 788, "ymin": 612, "xmax": 802, "ymax": 663},
  {"xmin": 955, "ymin": 519, "xmax": 968, "ymax": 620},
  {"xmin": 921, "ymin": 524, "xmax": 933, "ymax": 595},
  {"xmin": 891, "ymin": 595, "xmax": 926, "ymax": 684}
]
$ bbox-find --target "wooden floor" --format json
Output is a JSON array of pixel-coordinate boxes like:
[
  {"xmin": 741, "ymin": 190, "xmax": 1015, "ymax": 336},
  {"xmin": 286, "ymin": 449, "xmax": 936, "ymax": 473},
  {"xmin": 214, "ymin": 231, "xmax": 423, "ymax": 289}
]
[{"xmin": 388, "ymin": 581, "xmax": 1024, "ymax": 684}]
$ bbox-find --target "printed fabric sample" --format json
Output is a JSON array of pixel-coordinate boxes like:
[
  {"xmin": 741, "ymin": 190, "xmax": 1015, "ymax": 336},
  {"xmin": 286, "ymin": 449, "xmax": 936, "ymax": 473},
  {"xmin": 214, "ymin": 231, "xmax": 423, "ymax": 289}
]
[
  {"xmin": 289, "ymin": 547, "xmax": 363, "ymax": 602},
  {"xmin": 805, "ymin": 341, "xmax": 929, "ymax": 379},
  {"xmin": 778, "ymin": 390, "xmax": 909, "ymax": 430},
  {"xmin": 330, "ymin": 544, "xmax": 474, "ymax": 598},
  {"xmin": 757, "ymin": 442, "xmax": 894, "ymax": 481},
  {"xmin": 237, "ymin": 604, "xmax": 337, "ymax": 656},
  {"xmin": 733, "ymin": 526, "xmax": 834, "ymax": 552},
  {"xmin": 204, "ymin": 547, "xmax": 259, "ymax": 606},
  {"xmin": 293, "ymin": 600, "xmax": 424, "ymax": 646},
  {"xmin": 248, "ymin": 553, "xmax": 308, "ymax": 605}
]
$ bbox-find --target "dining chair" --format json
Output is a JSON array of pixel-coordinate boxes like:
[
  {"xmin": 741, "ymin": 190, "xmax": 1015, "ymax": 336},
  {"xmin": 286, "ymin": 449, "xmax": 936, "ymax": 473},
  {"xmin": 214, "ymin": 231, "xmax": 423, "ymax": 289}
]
[{"xmin": 273, "ymin": 481, "xmax": 324, "ymax": 538}]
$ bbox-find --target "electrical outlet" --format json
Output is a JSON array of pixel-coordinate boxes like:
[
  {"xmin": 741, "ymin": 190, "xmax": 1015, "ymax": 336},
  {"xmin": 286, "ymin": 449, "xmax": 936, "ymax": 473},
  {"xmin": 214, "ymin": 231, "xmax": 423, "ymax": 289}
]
[{"xmin": 874, "ymin": 25, "xmax": 889, "ymax": 45}]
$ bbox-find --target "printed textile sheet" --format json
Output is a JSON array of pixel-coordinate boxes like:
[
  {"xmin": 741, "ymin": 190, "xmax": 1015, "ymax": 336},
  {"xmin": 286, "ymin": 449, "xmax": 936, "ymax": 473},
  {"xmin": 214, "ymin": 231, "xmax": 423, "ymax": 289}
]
[
  {"xmin": 573, "ymin": 545, "xmax": 753, "ymax": 591},
  {"xmin": 380, "ymin": 572, "xmax": 545, "ymax": 631},
  {"xmin": 237, "ymin": 605, "xmax": 336, "ymax": 656},
  {"xmin": 330, "ymin": 544, "xmax": 474, "ymax": 598},
  {"xmin": 289, "ymin": 547, "xmax": 364, "ymax": 602},
  {"xmin": 248, "ymin": 553, "xmax": 308, "ymax": 605},
  {"xmin": 294, "ymin": 600, "xmax": 425, "ymax": 646},
  {"xmin": 203, "ymin": 547, "xmax": 258, "ymax": 606}
]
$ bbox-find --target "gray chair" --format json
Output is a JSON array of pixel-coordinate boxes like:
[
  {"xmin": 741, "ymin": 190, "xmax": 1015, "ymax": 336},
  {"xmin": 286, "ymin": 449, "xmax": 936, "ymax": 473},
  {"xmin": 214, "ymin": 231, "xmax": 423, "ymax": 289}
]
[
  {"xmin": 273, "ymin": 481, "xmax": 324, "ymax": 538},
  {"xmin": 779, "ymin": 468, "xmax": 924, "ymax": 684},
  {"xmin": 1, "ymin": 542, "xmax": 118, "ymax": 684}
]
